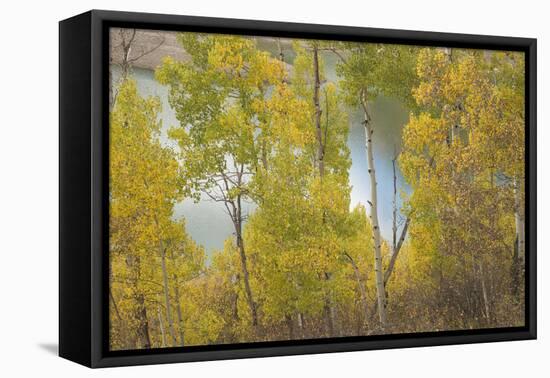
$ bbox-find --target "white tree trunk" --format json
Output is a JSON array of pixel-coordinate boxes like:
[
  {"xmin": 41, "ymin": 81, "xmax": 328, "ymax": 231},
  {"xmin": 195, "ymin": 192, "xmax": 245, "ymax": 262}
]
[
  {"xmin": 160, "ymin": 246, "xmax": 177, "ymax": 346},
  {"xmin": 312, "ymin": 44, "xmax": 337, "ymax": 337},
  {"xmin": 514, "ymin": 178, "xmax": 525, "ymax": 263},
  {"xmin": 361, "ymin": 95, "xmax": 387, "ymax": 329},
  {"xmin": 173, "ymin": 273, "xmax": 185, "ymax": 346},
  {"xmin": 392, "ymin": 156, "xmax": 398, "ymax": 256},
  {"xmin": 152, "ymin": 210, "xmax": 177, "ymax": 346},
  {"xmin": 384, "ymin": 153, "xmax": 411, "ymax": 287},
  {"xmin": 479, "ymin": 262, "xmax": 490, "ymax": 321},
  {"xmin": 313, "ymin": 45, "xmax": 325, "ymax": 177},
  {"xmin": 157, "ymin": 305, "xmax": 166, "ymax": 347}
]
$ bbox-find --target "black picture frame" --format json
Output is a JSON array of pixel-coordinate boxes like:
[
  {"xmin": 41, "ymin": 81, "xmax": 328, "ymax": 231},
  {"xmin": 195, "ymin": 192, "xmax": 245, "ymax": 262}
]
[{"xmin": 59, "ymin": 9, "xmax": 537, "ymax": 368}]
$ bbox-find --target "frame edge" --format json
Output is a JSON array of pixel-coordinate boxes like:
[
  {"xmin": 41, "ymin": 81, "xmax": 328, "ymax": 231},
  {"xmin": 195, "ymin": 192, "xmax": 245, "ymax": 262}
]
[
  {"xmin": 59, "ymin": 11, "xmax": 93, "ymax": 368},
  {"xmin": 81, "ymin": 9, "xmax": 537, "ymax": 368}
]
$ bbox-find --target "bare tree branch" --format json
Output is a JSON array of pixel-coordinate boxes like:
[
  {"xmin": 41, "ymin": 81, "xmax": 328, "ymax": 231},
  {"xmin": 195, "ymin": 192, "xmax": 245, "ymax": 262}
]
[{"xmin": 384, "ymin": 217, "xmax": 411, "ymax": 286}]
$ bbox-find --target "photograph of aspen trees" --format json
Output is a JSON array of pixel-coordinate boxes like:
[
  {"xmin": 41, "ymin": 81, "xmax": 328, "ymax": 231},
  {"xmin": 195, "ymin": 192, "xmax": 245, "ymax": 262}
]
[{"xmin": 108, "ymin": 27, "xmax": 526, "ymax": 351}]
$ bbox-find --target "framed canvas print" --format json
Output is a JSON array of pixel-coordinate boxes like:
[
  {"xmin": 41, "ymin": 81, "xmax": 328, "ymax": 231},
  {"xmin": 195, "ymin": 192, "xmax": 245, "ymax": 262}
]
[{"xmin": 59, "ymin": 10, "xmax": 536, "ymax": 368}]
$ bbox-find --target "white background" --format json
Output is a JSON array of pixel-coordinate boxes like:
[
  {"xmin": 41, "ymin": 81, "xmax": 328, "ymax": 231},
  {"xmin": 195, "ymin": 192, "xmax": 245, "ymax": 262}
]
[{"xmin": 0, "ymin": 0, "xmax": 547, "ymax": 376}]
